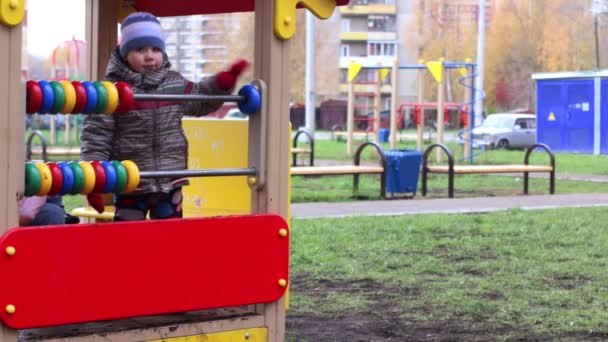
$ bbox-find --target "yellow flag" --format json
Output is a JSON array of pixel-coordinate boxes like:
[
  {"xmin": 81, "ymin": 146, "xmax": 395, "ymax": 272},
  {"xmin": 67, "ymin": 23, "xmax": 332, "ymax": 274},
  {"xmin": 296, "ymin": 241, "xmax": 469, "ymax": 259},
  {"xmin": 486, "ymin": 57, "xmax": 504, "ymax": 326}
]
[
  {"xmin": 348, "ymin": 62, "xmax": 363, "ymax": 82},
  {"xmin": 380, "ymin": 68, "xmax": 390, "ymax": 82},
  {"xmin": 426, "ymin": 61, "xmax": 443, "ymax": 83}
]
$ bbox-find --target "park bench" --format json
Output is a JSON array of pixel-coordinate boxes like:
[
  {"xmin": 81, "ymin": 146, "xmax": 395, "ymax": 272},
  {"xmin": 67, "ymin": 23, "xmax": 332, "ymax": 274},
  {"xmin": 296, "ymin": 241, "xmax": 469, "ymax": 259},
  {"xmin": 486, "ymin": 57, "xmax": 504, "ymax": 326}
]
[
  {"xmin": 421, "ymin": 143, "xmax": 555, "ymax": 198},
  {"xmin": 290, "ymin": 141, "xmax": 387, "ymax": 198},
  {"xmin": 292, "ymin": 129, "xmax": 314, "ymax": 166},
  {"xmin": 26, "ymin": 130, "xmax": 80, "ymax": 161}
]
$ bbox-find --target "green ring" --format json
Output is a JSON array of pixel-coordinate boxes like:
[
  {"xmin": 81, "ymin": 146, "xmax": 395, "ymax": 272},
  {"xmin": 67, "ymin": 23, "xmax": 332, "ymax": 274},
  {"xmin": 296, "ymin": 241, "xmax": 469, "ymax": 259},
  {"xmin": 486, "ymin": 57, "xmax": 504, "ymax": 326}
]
[
  {"xmin": 112, "ymin": 160, "xmax": 128, "ymax": 193},
  {"xmin": 50, "ymin": 81, "xmax": 66, "ymax": 114},
  {"xmin": 93, "ymin": 81, "xmax": 109, "ymax": 114},
  {"xmin": 68, "ymin": 161, "xmax": 85, "ymax": 195},
  {"xmin": 25, "ymin": 162, "xmax": 41, "ymax": 197}
]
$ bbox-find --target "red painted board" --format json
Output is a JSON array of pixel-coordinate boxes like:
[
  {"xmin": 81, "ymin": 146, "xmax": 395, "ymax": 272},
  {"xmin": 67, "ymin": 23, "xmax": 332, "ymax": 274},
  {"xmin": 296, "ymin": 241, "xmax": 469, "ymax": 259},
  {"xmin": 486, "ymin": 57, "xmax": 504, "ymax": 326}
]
[
  {"xmin": 0, "ymin": 214, "xmax": 289, "ymax": 329},
  {"xmin": 132, "ymin": 0, "xmax": 350, "ymax": 17}
]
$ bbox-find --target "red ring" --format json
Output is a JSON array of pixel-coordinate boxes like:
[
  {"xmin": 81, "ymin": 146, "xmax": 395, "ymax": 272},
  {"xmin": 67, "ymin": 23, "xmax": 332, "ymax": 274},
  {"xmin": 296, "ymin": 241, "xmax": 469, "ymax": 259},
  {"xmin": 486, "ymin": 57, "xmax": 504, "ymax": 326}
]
[
  {"xmin": 26, "ymin": 80, "xmax": 43, "ymax": 114},
  {"xmin": 46, "ymin": 162, "xmax": 64, "ymax": 196},
  {"xmin": 71, "ymin": 81, "xmax": 88, "ymax": 114},
  {"xmin": 90, "ymin": 161, "xmax": 107, "ymax": 194},
  {"xmin": 114, "ymin": 81, "xmax": 134, "ymax": 114}
]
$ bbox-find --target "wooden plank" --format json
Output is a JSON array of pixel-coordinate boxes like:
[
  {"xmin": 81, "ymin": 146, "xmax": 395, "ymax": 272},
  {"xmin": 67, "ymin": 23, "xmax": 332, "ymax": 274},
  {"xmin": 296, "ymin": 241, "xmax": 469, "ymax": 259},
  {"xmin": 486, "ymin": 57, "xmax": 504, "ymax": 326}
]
[
  {"xmin": 291, "ymin": 148, "xmax": 311, "ymax": 154},
  {"xmin": 253, "ymin": 0, "xmax": 289, "ymax": 340},
  {"xmin": 427, "ymin": 165, "xmax": 554, "ymax": 174},
  {"xmin": 0, "ymin": 14, "xmax": 23, "ymax": 342},
  {"xmin": 30, "ymin": 147, "xmax": 81, "ymax": 156},
  {"xmin": 291, "ymin": 166, "xmax": 384, "ymax": 175}
]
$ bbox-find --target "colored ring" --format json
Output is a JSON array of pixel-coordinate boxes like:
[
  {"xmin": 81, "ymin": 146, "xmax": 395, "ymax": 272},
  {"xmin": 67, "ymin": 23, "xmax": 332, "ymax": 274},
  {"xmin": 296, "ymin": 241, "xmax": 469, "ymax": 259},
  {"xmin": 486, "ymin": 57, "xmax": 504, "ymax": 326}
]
[
  {"xmin": 100, "ymin": 161, "xmax": 117, "ymax": 193},
  {"xmin": 35, "ymin": 162, "xmax": 52, "ymax": 196},
  {"xmin": 49, "ymin": 81, "xmax": 65, "ymax": 114},
  {"xmin": 26, "ymin": 80, "xmax": 43, "ymax": 114},
  {"xmin": 81, "ymin": 81, "xmax": 98, "ymax": 114},
  {"xmin": 90, "ymin": 161, "xmax": 107, "ymax": 194},
  {"xmin": 78, "ymin": 161, "xmax": 96, "ymax": 194},
  {"xmin": 46, "ymin": 162, "xmax": 64, "ymax": 196},
  {"xmin": 57, "ymin": 161, "xmax": 74, "ymax": 195},
  {"xmin": 24, "ymin": 162, "xmax": 41, "ymax": 197},
  {"xmin": 93, "ymin": 81, "xmax": 109, "ymax": 114},
  {"xmin": 114, "ymin": 81, "xmax": 134, "ymax": 114},
  {"xmin": 68, "ymin": 161, "xmax": 85, "ymax": 195},
  {"xmin": 71, "ymin": 81, "xmax": 87, "ymax": 114},
  {"xmin": 121, "ymin": 160, "xmax": 140, "ymax": 193},
  {"xmin": 237, "ymin": 84, "xmax": 261, "ymax": 114},
  {"xmin": 111, "ymin": 160, "xmax": 128, "ymax": 193},
  {"xmin": 59, "ymin": 80, "xmax": 76, "ymax": 114},
  {"xmin": 37, "ymin": 80, "xmax": 55, "ymax": 114},
  {"xmin": 101, "ymin": 81, "xmax": 119, "ymax": 114}
]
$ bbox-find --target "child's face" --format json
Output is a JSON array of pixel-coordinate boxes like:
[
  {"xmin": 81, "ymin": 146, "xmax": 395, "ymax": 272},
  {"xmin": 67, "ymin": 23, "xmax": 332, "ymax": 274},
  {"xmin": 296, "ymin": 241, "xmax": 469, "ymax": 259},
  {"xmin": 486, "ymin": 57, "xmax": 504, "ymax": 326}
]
[{"xmin": 126, "ymin": 46, "xmax": 163, "ymax": 73}]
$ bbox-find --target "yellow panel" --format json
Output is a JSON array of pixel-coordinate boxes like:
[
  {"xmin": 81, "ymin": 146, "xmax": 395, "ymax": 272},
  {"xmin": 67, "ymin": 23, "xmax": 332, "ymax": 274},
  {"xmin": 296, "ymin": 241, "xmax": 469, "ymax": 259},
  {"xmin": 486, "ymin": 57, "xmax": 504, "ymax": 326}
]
[
  {"xmin": 380, "ymin": 68, "xmax": 390, "ymax": 82},
  {"xmin": 275, "ymin": 0, "xmax": 336, "ymax": 40},
  {"xmin": 182, "ymin": 118, "xmax": 251, "ymax": 218},
  {"xmin": 146, "ymin": 328, "xmax": 267, "ymax": 342}
]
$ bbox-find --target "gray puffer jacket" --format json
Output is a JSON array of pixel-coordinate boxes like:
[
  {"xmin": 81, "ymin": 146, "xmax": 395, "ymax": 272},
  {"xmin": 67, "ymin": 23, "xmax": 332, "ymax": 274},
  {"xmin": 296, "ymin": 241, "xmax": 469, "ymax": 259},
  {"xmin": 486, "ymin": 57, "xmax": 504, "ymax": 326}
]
[{"xmin": 81, "ymin": 47, "xmax": 229, "ymax": 194}]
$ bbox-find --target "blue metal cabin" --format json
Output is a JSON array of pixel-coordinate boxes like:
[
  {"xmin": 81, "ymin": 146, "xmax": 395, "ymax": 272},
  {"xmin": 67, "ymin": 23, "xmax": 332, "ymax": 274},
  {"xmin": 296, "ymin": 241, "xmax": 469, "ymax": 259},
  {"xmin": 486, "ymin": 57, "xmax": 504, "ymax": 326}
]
[{"xmin": 532, "ymin": 70, "xmax": 608, "ymax": 155}]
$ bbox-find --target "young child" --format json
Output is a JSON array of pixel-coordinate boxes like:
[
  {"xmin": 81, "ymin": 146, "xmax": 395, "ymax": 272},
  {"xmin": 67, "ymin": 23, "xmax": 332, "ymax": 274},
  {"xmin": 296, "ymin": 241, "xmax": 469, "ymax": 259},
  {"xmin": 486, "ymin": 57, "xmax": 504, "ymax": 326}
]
[{"xmin": 81, "ymin": 12, "xmax": 248, "ymax": 221}]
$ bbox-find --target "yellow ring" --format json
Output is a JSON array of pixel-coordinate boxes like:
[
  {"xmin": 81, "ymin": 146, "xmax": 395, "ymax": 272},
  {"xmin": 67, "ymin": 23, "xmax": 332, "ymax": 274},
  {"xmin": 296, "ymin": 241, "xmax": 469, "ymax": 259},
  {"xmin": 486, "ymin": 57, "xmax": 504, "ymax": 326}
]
[
  {"xmin": 121, "ymin": 160, "xmax": 140, "ymax": 193},
  {"xmin": 78, "ymin": 161, "xmax": 96, "ymax": 194},
  {"xmin": 59, "ymin": 80, "xmax": 76, "ymax": 114},
  {"xmin": 101, "ymin": 81, "xmax": 119, "ymax": 114},
  {"xmin": 35, "ymin": 161, "xmax": 52, "ymax": 196}
]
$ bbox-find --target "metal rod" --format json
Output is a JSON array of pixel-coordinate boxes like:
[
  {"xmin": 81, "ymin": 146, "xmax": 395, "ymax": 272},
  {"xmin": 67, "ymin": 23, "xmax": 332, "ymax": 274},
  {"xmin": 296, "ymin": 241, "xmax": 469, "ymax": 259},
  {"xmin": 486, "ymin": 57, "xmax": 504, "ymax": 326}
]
[
  {"xmin": 133, "ymin": 94, "xmax": 245, "ymax": 102},
  {"xmin": 139, "ymin": 168, "xmax": 256, "ymax": 179}
]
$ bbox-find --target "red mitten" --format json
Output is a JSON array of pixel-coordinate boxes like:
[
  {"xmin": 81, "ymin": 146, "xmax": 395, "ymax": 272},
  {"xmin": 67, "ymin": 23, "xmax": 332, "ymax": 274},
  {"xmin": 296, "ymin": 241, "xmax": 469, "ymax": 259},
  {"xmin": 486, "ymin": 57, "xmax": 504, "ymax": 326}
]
[
  {"xmin": 87, "ymin": 193, "xmax": 105, "ymax": 214},
  {"xmin": 216, "ymin": 59, "xmax": 250, "ymax": 91}
]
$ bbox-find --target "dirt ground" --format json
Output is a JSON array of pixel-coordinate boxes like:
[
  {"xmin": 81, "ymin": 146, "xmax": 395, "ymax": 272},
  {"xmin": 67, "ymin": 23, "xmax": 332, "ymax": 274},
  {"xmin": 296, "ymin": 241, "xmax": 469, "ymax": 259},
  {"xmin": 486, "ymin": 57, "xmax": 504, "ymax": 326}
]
[{"xmin": 285, "ymin": 276, "xmax": 608, "ymax": 342}]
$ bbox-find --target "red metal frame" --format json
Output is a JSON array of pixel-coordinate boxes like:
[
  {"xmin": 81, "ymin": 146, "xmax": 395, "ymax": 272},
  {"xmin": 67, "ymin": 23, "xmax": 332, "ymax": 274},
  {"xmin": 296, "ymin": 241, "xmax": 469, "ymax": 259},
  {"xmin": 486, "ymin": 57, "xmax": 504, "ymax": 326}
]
[
  {"xmin": 132, "ymin": 0, "xmax": 350, "ymax": 17},
  {"xmin": 398, "ymin": 102, "xmax": 469, "ymax": 127},
  {"xmin": 0, "ymin": 214, "xmax": 289, "ymax": 329}
]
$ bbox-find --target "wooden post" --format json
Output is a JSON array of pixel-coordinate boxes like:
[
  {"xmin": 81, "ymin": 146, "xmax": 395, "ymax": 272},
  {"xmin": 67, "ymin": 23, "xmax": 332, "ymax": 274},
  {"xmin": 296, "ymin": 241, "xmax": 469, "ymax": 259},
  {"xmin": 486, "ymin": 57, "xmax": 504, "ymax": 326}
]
[
  {"xmin": 463, "ymin": 67, "xmax": 471, "ymax": 161},
  {"xmin": 253, "ymin": 0, "xmax": 289, "ymax": 340},
  {"xmin": 416, "ymin": 60, "xmax": 424, "ymax": 151},
  {"xmin": 87, "ymin": 0, "xmax": 119, "ymax": 81},
  {"xmin": 0, "ymin": 8, "xmax": 24, "ymax": 342},
  {"xmin": 436, "ymin": 60, "xmax": 445, "ymax": 162},
  {"xmin": 373, "ymin": 69, "xmax": 381, "ymax": 143},
  {"xmin": 389, "ymin": 58, "xmax": 398, "ymax": 149},
  {"xmin": 346, "ymin": 78, "xmax": 354, "ymax": 156}
]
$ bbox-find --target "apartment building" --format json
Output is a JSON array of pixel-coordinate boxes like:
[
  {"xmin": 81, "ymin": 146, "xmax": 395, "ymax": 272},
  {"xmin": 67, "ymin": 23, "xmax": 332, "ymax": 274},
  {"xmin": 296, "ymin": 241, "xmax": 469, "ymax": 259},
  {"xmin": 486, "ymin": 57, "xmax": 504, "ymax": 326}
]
[
  {"xmin": 159, "ymin": 15, "xmax": 229, "ymax": 81},
  {"xmin": 337, "ymin": 0, "xmax": 415, "ymax": 113}
]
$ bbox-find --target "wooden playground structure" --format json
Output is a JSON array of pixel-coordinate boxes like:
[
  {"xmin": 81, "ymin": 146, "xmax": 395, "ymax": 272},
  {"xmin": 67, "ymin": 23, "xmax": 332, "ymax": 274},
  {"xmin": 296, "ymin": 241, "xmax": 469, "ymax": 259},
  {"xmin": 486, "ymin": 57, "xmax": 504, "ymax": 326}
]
[{"xmin": 0, "ymin": 1, "xmax": 347, "ymax": 341}]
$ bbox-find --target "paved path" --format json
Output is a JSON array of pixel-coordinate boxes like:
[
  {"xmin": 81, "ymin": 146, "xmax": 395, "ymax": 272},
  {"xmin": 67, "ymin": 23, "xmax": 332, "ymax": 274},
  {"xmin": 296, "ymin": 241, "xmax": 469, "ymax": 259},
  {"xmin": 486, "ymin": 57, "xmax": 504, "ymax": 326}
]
[{"xmin": 291, "ymin": 193, "xmax": 608, "ymax": 219}]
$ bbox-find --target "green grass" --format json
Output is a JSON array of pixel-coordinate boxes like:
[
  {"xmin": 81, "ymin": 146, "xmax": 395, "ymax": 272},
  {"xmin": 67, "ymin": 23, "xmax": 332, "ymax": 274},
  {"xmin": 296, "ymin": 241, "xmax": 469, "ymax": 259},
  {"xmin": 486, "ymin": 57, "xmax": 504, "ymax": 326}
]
[{"xmin": 289, "ymin": 207, "xmax": 608, "ymax": 336}]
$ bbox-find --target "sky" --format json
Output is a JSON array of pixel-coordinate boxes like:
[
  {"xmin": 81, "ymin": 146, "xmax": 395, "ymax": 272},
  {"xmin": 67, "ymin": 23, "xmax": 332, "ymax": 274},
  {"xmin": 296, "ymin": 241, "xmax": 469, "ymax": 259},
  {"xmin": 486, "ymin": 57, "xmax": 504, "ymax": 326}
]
[{"xmin": 26, "ymin": 0, "xmax": 86, "ymax": 57}]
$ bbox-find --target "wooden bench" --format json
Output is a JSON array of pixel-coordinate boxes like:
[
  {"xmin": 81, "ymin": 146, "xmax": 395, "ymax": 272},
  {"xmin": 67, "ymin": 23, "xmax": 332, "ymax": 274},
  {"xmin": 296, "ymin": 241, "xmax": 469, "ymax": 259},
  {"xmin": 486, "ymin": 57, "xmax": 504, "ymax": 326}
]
[
  {"xmin": 292, "ymin": 129, "xmax": 314, "ymax": 166},
  {"xmin": 421, "ymin": 143, "xmax": 555, "ymax": 198},
  {"xmin": 291, "ymin": 141, "xmax": 388, "ymax": 198}
]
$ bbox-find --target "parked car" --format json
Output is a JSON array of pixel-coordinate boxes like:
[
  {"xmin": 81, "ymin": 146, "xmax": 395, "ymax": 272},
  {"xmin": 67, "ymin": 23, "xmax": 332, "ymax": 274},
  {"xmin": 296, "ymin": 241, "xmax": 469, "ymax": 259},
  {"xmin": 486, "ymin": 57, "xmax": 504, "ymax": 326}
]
[{"xmin": 463, "ymin": 113, "xmax": 536, "ymax": 149}]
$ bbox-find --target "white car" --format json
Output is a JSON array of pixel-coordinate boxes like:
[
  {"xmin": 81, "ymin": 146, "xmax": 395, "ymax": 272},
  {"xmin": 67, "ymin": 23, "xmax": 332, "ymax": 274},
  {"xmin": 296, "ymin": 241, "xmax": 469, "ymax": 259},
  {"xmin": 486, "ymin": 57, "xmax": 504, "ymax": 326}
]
[{"xmin": 466, "ymin": 113, "xmax": 536, "ymax": 149}]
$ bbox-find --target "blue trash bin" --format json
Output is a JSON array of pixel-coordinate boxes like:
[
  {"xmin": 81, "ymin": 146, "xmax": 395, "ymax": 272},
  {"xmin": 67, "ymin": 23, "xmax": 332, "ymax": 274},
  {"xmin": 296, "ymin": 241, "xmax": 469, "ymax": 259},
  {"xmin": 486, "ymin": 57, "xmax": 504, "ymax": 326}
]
[
  {"xmin": 384, "ymin": 149, "xmax": 422, "ymax": 196},
  {"xmin": 379, "ymin": 128, "xmax": 390, "ymax": 142}
]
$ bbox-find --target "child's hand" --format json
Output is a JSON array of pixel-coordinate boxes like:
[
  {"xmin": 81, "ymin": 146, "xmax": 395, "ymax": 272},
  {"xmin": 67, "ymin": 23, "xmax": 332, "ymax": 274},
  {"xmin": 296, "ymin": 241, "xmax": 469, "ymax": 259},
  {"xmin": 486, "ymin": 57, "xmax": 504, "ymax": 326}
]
[
  {"xmin": 86, "ymin": 193, "xmax": 105, "ymax": 214},
  {"xmin": 216, "ymin": 59, "xmax": 250, "ymax": 91}
]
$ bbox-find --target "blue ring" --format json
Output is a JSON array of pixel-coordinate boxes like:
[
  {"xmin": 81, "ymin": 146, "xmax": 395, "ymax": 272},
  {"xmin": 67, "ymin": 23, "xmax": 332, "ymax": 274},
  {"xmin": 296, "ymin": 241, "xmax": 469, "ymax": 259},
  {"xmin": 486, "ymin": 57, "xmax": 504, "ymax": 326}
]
[
  {"xmin": 37, "ymin": 80, "xmax": 55, "ymax": 114},
  {"xmin": 101, "ymin": 160, "xmax": 117, "ymax": 193},
  {"xmin": 82, "ymin": 81, "xmax": 98, "ymax": 114},
  {"xmin": 57, "ymin": 161, "xmax": 74, "ymax": 196},
  {"xmin": 237, "ymin": 84, "xmax": 261, "ymax": 114}
]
